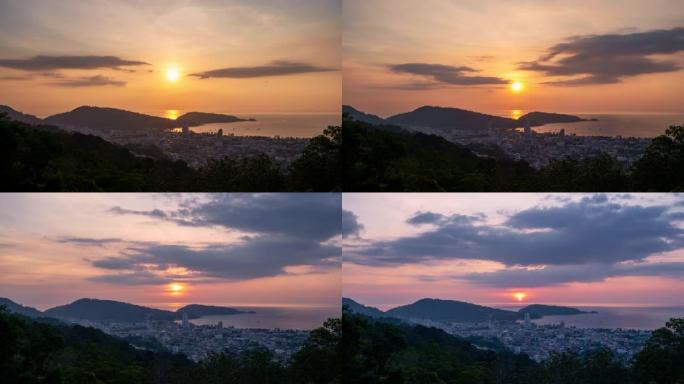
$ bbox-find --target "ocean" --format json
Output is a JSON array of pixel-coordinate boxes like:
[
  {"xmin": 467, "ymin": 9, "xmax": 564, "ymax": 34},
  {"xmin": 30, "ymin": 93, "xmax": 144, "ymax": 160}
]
[
  {"xmin": 499, "ymin": 306, "xmax": 684, "ymax": 330},
  {"xmin": 502, "ymin": 111, "xmax": 684, "ymax": 138},
  {"xmin": 174, "ymin": 113, "xmax": 340, "ymax": 138},
  {"xmin": 185, "ymin": 306, "xmax": 340, "ymax": 330}
]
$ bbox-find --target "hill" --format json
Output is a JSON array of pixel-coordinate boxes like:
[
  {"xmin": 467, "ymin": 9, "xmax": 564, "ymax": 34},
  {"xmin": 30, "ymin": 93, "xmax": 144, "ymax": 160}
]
[
  {"xmin": 0, "ymin": 297, "xmax": 43, "ymax": 318},
  {"xmin": 342, "ymin": 298, "xmax": 386, "ymax": 318},
  {"xmin": 519, "ymin": 304, "xmax": 597, "ymax": 317},
  {"xmin": 387, "ymin": 105, "xmax": 520, "ymax": 131},
  {"xmin": 381, "ymin": 105, "xmax": 592, "ymax": 131},
  {"xmin": 44, "ymin": 298, "xmax": 179, "ymax": 322},
  {"xmin": 386, "ymin": 298, "xmax": 523, "ymax": 323},
  {"xmin": 519, "ymin": 111, "xmax": 596, "ymax": 125},
  {"xmin": 342, "ymin": 105, "xmax": 388, "ymax": 126},
  {"xmin": 176, "ymin": 111, "xmax": 255, "ymax": 126},
  {"xmin": 45, "ymin": 105, "xmax": 179, "ymax": 132},
  {"xmin": 175, "ymin": 304, "xmax": 254, "ymax": 317},
  {"xmin": 0, "ymin": 105, "xmax": 44, "ymax": 125}
]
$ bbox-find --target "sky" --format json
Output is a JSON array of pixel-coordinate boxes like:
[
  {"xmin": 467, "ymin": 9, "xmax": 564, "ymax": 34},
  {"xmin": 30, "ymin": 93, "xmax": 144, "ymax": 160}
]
[
  {"xmin": 343, "ymin": 0, "xmax": 684, "ymax": 117},
  {"xmin": 0, "ymin": 193, "xmax": 341, "ymax": 312},
  {"xmin": 343, "ymin": 193, "xmax": 684, "ymax": 310},
  {"xmin": 0, "ymin": 0, "xmax": 341, "ymax": 117}
]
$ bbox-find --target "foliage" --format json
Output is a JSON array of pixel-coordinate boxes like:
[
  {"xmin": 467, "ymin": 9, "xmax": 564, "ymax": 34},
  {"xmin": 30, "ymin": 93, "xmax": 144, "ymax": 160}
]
[
  {"xmin": 342, "ymin": 119, "xmax": 684, "ymax": 192},
  {"xmin": 0, "ymin": 115, "xmax": 340, "ymax": 192},
  {"xmin": 0, "ymin": 307, "xmax": 340, "ymax": 384}
]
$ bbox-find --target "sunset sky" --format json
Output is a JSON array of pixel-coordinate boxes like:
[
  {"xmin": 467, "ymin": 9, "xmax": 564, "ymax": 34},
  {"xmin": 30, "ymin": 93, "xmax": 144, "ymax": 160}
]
[
  {"xmin": 0, "ymin": 193, "xmax": 341, "ymax": 311},
  {"xmin": 0, "ymin": 0, "xmax": 341, "ymax": 117},
  {"xmin": 343, "ymin": 193, "xmax": 684, "ymax": 310},
  {"xmin": 343, "ymin": 0, "xmax": 684, "ymax": 117}
]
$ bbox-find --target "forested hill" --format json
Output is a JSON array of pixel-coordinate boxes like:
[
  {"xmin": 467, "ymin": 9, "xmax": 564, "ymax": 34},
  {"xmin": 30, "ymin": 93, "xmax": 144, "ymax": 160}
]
[
  {"xmin": 0, "ymin": 115, "xmax": 341, "ymax": 192},
  {"xmin": 342, "ymin": 310, "xmax": 684, "ymax": 384},
  {"xmin": 0, "ymin": 307, "xmax": 341, "ymax": 383}
]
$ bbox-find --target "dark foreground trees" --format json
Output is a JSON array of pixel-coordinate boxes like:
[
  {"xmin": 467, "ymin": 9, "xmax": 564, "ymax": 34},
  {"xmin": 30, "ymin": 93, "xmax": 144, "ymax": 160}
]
[
  {"xmin": 0, "ymin": 307, "xmax": 341, "ymax": 384},
  {"xmin": 343, "ymin": 118, "xmax": 684, "ymax": 192},
  {"xmin": 341, "ymin": 310, "xmax": 684, "ymax": 384},
  {"xmin": 0, "ymin": 115, "xmax": 341, "ymax": 192}
]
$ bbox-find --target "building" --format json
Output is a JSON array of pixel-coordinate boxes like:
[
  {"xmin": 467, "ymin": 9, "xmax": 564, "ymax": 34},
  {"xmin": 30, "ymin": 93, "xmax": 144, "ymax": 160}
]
[
  {"xmin": 182, "ymin": 312, "xmax": 189, "ymax": 329},
  {"xmin": 217, "ymin": 128, "xmax": 223, "ymax": 137},
  {"xmin": 524, "ymin": 312, "xmax": 531, "ymax": 328},
  {"xmin": 182, "ymin": 124, "xmax": 190, "ymax": 136},
  {"xmin": 523, "ymin": 120, "xmax": 532, "ymax": 137}
]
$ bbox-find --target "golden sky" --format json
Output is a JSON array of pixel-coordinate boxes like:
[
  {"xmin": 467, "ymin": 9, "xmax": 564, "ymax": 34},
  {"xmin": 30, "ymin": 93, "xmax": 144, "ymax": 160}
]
[
  {"xmin": 343, "ymin": 0, "xmax": 684, "ymax": 116},
  {"xmin": 0, "ymin": 0, "xmax": 341, "ymax": 116}
]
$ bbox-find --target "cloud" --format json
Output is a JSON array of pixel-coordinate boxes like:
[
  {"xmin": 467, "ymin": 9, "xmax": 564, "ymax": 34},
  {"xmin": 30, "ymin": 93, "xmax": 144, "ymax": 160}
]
[
  {"xmin": 406, "ymin": 211, "xmax": 447, "ymax": 225},
  {"xmin": 350, "ymin": 196, "xmax": 684, "ymax": 268},
  {"xmin": 91, "ymin": 193, "xmax": 342, "ymax": 284},
  {"xmin": 342, "ymin": 210, "xmax": 364, "ymax": 238},
  {"xmin": 0, "ymin": 55, "xmax": 149, "ymax": 71},
  {"xmin": 389, "ymin": 63, "xmax": 508, "ymax": 86},
  {"xmin": 89, "ymin": 271, "xmax": 170, "ymax": 285},
  {"xmin": 58, "ymin": 237, "xmax": 123, "ymax": 247},
  {"xmin": 110, "ymin": 194, "xmax": 341, "ymax": 242},
  {"xmin": 463, "ymin": 261, "xmax": 684, "ymax": 288},
  {"xmin": 52, "ymin": 75, "xmax": 125, "ymax": 87},
  {"xmin": 518, "ymin": 27, "xmax": 684, "ymax": 85},
  {"xmin": 190, "ymin": 60, "xmax": 336, "ymax": 79}
]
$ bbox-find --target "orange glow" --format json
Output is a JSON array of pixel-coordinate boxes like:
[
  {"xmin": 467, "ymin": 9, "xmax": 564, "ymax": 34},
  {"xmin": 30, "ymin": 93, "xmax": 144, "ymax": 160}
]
[
  {"xmin": 166, "ymin": 283, "xmax": 186, "ymax": 296},
  {"xmin": 165, "ymin": 67, "xmax": 180, "ymax": 82},
  {"xmin": 513, "ymin": 292, "xmax": 527, "ymax": 302},
  {"xmin": 511, "ymin": 109, "xmax": 523, "ymax": 120},
  {"xmin": 165, "ymin": 109, "xmax": 180, "ymax": 120},
  {"xmin": 510, "ymin": 81, "xmax": 524, "ymax": 93}
]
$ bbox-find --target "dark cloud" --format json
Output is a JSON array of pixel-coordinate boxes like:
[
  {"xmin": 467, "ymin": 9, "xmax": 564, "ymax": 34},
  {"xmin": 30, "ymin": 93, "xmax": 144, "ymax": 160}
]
[
  {"xmin": 389, "ymin": 63, "xmax": 508, "ymax": 86},
  {"xmin": 190, "ymin": 60, "xmax": 336, "ymax": 79},
  {"xmin": 0, "ymin": 55, "xmax": 149, "ymax": 71},
  {"xmin": 342, "ymin": 210, "xmax": 364, "ymax": 238},
  {"xmin": 350, "ymin": 197, "xmax": 684, "ymax": 267},
  {"xmin": 406, "ymin": 211, "xmax": 447, "ymax": 225},
  {"xmin": 463, "ymin": 262, "xmax": 684, "ymax": 288},
  {"xmin": 89, "ymin": 271, "xmax": 170, "ymax": 286},
  {"xmin": 518, "ymin": 27, "xmax": 684, "ymax": 85},
  {"xmin": 91, "ymin": 194, "xmax": 342, "ymax": 285},
  {"xmin": 110, "ymin": 194, "xmax": 341, "ymax": 242},
  {"xmin": 58, "ymin": 237, "xmax": 123, "ymax": 247},
  {"xmin": 52, "ymin": 75, "xmax": 125, "ymax": 87}
]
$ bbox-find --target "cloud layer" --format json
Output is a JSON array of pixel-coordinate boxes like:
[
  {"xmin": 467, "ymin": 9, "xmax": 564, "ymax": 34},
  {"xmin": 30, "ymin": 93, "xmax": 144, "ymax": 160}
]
[
  {"xmin": 519, "ymin": 28, "xmax": 684, "ymax": 85},
  {"xmin": 190, "ymin": 60, "xmax": 336, "ymax": 79},
  {"xmin": 0, "ymin": 55, "xmax": 149, "ymax": 71},
  {"xmin": 348, "ymin": 195, "xmax": 684, "ymax": 287},
  {"xmin": 66, "ymin": 194, "xmax": 342, "ymax": 285},
  {"xmin": 389, "ymin": 63, "xmax": 508, "ymax": 86}
]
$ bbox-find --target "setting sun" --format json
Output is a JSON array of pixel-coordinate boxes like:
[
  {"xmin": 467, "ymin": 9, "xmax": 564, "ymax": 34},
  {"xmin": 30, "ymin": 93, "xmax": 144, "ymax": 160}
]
[
  {"xmin": 513, "ymin": 292, "xmax": 527, "ymax": 302},
  {"xmin": 165, "ymin": 67, "xmax": 180, "ymax": 82},
  {"xmin": 510, "ymin": 81, "xmax": 524, "ymax": 93},
  {"xmin": 166, "ymin": 283, "xmax": 185, "ymax": 296}
]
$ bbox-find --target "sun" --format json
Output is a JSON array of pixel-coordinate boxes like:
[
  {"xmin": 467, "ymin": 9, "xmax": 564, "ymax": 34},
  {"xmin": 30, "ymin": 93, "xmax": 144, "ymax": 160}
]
[
  {"xmin": 510, "ymin": 81, "xmax": 524, "ymax": 93},
  {"xmin": 166, "ymin": 282, "xmax": 185, "ymax": 296},
  {"xmin": 513, "ymin": 292, "xmax": 527, "ymax": 302},
  {"xmin": 165, "ymin": 67, "xmax": 180, "ymax": 82}
]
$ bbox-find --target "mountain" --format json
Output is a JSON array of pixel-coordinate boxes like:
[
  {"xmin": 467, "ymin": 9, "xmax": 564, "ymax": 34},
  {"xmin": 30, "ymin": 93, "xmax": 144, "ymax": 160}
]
[
  {"xmin": 45, "ymin": 106, "xmax": 180, "ymax": 132},
  {"xmin": 519, "ymin": 111, "xmax": 596, "ymax": 125},
  {"xmin": 342, "ymin": 105, "xmax": 387, "ymax": 125},
  {"xmin": 384, "ymin": 105, "xmax": 592, "ymax": 131},
  {"xmin": 176, "ymin": 111, "xmax": 254, "ymax": 126},
  {"xmin": 518, "ymin": 304, "xmax": 597, "ymax": 317},
  {"xmin": 44, "ymin": 298, "xmax": 179, "ymax": 322},
  {"xmin": 342, "ymin": 298, "xmax": 386, "ymax": 318},
  {"xmin": 386, "ymin": 298, "xmax": 523, "ymax": 323},
  {"xmin": 0, "ymin": 297, "xmax": 43, "ymax": 318},
  {"xmin": 175, "ymin": 304, "xmax": 254, "ymax": 317},
  {"xmin": 0, "ymin": 105, "xmax": 44, "ymax": 125},
  {"xmin": 387, "ymin": 105, "xmax": 521, "ymax": 131}
]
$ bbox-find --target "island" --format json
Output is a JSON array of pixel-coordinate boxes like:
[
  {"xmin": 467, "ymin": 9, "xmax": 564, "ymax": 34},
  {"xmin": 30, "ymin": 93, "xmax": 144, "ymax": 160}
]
[
  {"xmin": 518, "ymin": 304, "xmax": 598, "ymax": 318},
  {"xmin": 176, "ymin": 111, "xmax": 256, "ymax": 126},
  {"xmin": 175, "ymin": 304, "xmax": 255, "ymax": 317}
]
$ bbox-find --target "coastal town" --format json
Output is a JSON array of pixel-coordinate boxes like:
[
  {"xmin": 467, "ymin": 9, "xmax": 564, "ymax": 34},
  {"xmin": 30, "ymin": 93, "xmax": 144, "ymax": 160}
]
[
  {"xmin": 404, "ymin": 316, "xmax": 652, "ymax": 362},
  {"xmin": 65, "ymin": 316, "xmax": 311, "ymax": 362}
]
